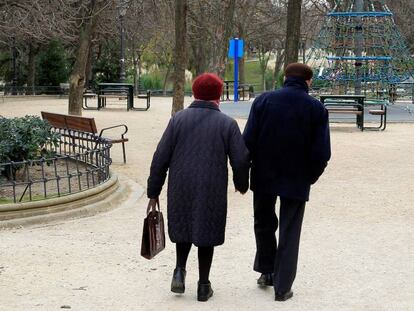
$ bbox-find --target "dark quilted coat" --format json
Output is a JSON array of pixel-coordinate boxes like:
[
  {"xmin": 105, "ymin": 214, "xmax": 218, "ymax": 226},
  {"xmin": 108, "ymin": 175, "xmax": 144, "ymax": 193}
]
[{"xmin": 147, "ymin": 101, "xmax": 250, "ymax": 247}]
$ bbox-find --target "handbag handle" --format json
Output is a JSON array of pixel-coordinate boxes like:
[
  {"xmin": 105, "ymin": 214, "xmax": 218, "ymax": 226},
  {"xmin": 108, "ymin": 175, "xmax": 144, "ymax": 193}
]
[{"xmin": 147, "ymin": 197, "xmax": 160, "ymax": 214}]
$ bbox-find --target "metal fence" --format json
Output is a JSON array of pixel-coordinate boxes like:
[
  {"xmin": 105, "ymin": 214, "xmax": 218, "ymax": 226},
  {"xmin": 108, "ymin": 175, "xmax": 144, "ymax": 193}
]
[{"xmin": 0, "ymin": 128, "xmax": 112, "ymax": 203}]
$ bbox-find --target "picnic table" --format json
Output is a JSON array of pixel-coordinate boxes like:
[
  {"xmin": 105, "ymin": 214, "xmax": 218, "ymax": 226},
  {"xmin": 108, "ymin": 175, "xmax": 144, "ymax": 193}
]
[
  {"xmin": 98, "ymin": 83, "xmax": 134, "ymax": 110},
  {"xmin": 320, "ymin": 95, "xmax": 365, "ymax": 130},
  {"xmin": 320, "ymin": 95, "xmax": 387, "ymax": 131},
  {"xmin": 222, "ymin": 80, "xmax": 251, "ymax": 101}
]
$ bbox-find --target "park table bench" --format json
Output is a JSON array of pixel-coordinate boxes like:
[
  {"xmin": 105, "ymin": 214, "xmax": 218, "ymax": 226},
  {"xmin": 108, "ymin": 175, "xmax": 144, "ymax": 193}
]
[
  {"xmin": 41, "ymin": 111, "xmax": 128, "ymax": 163},
  {"xmin": 320, "ymin": 95, "xmax": 365, "ymax": 131},
  {"xmin": 98, "ymin": 83, "xmax": 133, "ymax": 110},
  {"xmin": 320, "ymin": 95, "xmax": 387, "ymax": 131},
  {"xmin": 364, "ymin": 99, "xmax": 388, "ymax": 131},
  {"xmin": 221, "ymin": 80, "xmax": 252, "ymax": 101},
  {"xmin": 83, "ymin": 90, "xmax": 98, "ymax": 110},
  {"xmin": 83, "ymin": 83, "xmax": 150, "ymax": 111}
]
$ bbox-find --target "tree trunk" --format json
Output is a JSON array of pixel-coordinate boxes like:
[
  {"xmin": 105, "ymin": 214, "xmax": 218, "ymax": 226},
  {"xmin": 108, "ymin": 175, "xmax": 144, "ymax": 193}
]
[
  {"xmin": 68, "ymin": 1, "xmax": 98, "ymax": 116},
  {"xmin": 216, "ymin": 0, "xmax": 236, "ymax": 78},
  {"xmin": 85, "ymin": 43, "xmax": 94, "ymax": 90},
  {"xmin": 26, "ymin": 43, "xmax": 38, "ymax": 95},
  {"xmin": 284, "ymin": 0, "xmax": 303, "ymax": 68},
  {"xmin": 172, "ymin": 0, "xmax": 188, "ymax": 115},
  {"xmin": 272, "ymin": 49, "xmax": 285, "ymax": 88},
  {"xmin": 194, "ymin": 42, "xmax": 207, "ymax": 77}
]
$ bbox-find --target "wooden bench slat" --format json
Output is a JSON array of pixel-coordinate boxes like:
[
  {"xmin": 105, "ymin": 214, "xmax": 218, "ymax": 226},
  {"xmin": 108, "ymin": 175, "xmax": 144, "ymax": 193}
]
[
  {"xmin": 369, "ymin": 110, "xmax": 386, "ymax": 115},
  {"xmin": 41, "ymin": 111, "xmax": 97, "ymax": 134},
  {"xmin": 327, "ymin": 109, "xmax": 363, "ymax": 115},
  {"xmin": 109, "ymin": 138, "xmax": 129, "ymax": 143}
]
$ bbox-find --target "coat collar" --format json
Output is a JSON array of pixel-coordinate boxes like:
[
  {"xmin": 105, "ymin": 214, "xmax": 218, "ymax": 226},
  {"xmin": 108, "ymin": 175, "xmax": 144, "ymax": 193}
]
[
  {"xmin": 189, "ymin": 100, "xmax": 221, "ymax": 111},
  {"xmin": 283, "ymin": 76, "xmax": 309, "ymax": 93}
]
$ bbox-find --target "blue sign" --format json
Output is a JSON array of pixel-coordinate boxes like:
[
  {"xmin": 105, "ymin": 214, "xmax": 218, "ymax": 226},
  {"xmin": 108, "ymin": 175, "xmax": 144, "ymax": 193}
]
[
  {"xmin": 228, "ymin": 38, "xmax": 244, "ymax": 102},
  {"xmin": 228, "ymin": 39, "xmax": 244, "ymax": 58}
]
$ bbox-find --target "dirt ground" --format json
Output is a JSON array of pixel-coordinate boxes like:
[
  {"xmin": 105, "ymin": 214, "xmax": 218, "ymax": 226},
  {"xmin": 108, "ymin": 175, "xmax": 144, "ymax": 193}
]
[{"xmin": 0, "ymin": 97, "xmax": 413, "ymax": 311}]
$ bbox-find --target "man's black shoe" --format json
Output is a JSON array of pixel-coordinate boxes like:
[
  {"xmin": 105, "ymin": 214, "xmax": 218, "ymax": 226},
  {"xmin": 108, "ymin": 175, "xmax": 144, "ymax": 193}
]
[
  {"xmin": 197, "ymin": 281, "xmax": 214, "ymax": 302},
  {"xmin": 257, "ymin": 273, "xmax": 273, "ymax": 286},
  {"xmin": 275, "ymin": 290, "xmax": 293, "ymax": 301},
  {"xmin": 171, "ymin": 267, "xmax": 186, "ymax": 294}
]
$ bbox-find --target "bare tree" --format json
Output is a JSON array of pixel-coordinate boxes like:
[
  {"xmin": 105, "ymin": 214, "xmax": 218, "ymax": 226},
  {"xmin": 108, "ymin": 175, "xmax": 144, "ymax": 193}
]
[
  {"xmin": 172, "ymin": 0, "xmax": 188, "ymax": 115},
  {"xmin": 284, "ymin": 0, "xmax": 303, "ymax": 67}
]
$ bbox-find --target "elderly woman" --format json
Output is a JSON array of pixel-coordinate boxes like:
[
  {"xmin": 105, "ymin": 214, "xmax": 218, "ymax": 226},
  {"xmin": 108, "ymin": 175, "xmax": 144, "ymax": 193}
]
[{"xmin": 147, "ymin": 73, "xmax": 249, "ymax": 302}]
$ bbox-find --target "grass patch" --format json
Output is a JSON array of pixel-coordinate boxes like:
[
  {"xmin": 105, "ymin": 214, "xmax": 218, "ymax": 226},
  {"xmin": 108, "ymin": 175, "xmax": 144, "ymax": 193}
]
[{"xmin": 0, "ymin": 198, "xmax": 13, "ymax": 204}]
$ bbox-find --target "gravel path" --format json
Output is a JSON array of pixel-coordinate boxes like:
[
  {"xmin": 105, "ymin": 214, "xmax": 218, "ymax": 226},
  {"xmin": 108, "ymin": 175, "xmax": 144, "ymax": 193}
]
[{"xmin": 0, "ymin": 97, "xmax": 413, "ymax": 311}]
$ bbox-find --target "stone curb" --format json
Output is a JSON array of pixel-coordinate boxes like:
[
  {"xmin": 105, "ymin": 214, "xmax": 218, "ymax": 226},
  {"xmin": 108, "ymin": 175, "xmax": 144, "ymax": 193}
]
[
  {"xmin": 0, "ymin": 174, "xmax": 118, "ymax": 212},
  {"xmin": 0, "ymin": 174, "xmax": 144, "ymax": 229}
]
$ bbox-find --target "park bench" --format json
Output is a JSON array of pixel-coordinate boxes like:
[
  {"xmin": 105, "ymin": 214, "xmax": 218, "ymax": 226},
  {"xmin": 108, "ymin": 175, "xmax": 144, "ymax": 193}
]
[
  {"xmin": 237, "ymin": 84, "xmax": 251, "ymax": 101},
  {"xmin": 134, "ymin": 79, "xmax": 151, "ymax": 111},
  {"xmin": 221, "ymin": 80, "xmax": 252, "ymax": 101},
  {"xmin": 83, "ymin": 89, "xmax": 98, "ymax": 110},
  {"xmin": 41, "ymin": 111, "xmax": 128, "ymax": 163},
  {"xmin": 59, "ymin": 83, "xmax": 70, "ymax": 95},
  {"xmin": 364, "ymin": 99, "xmax": 388, "ymax": 131}
]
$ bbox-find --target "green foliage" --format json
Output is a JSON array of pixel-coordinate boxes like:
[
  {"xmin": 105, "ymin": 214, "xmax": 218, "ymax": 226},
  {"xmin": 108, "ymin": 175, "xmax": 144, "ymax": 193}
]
[
  {"xmin": 184, "ymin": 82, "xmax": 192, "ymax": 94},
  {"xmin": 274, "ymin": 70, "xmax": 285, "ymax": 89},
  {"xmin": 265, "ymin": 70, "xmax": 274, "ymax": 90},
  {"xmin": 36, "ymin": 40, "xmax": 70, "ymax": 86},
  {"xmin": 311, "ymin": 78, "xmax": 331, "ymax": 89},
  {"xmin": 93, "ymin": 41, "xmax": 121, "ymax": 83},
  {"xmin": 0, "ymin": 116, "xmax": 60, "ymax": 164},
  {"xmin": 140, "ymin": 73, "xmax": 163, "ymax": 90},
  {"xmin": 225, "ymin": 59, "xmax": 266, "ymax": 92},
  {"xmin": 0, "ymin": 51, "xmax": 12, "ymax": 82}
]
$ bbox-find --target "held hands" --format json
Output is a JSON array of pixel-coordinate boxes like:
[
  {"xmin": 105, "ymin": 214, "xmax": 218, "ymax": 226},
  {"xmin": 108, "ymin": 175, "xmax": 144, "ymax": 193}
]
[{"xmin": 235, "ymin": 189, "xmax": 248, "ymax": 195}]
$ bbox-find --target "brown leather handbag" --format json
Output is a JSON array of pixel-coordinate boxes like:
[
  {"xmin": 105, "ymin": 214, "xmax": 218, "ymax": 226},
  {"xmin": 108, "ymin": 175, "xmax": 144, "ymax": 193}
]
[{"xmin": 141, "ymin": 198, "xmax": 165, "ymax": 259}]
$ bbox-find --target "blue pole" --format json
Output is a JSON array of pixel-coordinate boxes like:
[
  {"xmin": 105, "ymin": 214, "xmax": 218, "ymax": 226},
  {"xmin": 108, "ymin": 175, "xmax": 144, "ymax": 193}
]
[{"xmin": 234, "ymin": 38, "xmax": 239, "ymax": 102}]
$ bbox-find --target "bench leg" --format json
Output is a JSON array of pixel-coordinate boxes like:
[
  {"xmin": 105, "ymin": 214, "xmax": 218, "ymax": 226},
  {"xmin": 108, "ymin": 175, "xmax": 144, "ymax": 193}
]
[
  {"xmin": 122, "ymin": 141, "xmax": 127, "ymax": 163},
  {"xmin": 364, "ymin": 106, "xmax": 387, "ymax": 131},
  {"xmin": 382, "ymin": 109, "xmax": 387, "ymax": 131}
]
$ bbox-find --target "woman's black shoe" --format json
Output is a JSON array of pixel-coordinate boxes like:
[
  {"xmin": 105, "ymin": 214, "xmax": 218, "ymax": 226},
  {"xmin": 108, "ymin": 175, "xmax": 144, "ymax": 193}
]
[
  {"xmin": 197, "ymin": 281, "xmax": 214, "ymax": 302},
  {"xmin": 257, "ymin": 273, "xmax": 273, "ymax": 286},
  {"xmin": 275, "ymin": 290, "xmax": 293, "ymax": 301},
  {"xmin": 171, "ymin": 267, "xmax": 186, "ymax": 294}
]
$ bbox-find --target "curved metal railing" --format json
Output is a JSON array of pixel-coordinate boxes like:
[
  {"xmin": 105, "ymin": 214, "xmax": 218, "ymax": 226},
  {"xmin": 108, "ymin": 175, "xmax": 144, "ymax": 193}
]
[{"xmin": 0, "ymin": 128, "xmax": 112, "ymax": 203}]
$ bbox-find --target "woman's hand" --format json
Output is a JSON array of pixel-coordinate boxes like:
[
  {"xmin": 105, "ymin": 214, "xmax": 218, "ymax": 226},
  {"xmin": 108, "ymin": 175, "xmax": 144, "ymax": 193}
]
[{"xmin": 147, "ymin": 197, "xmax": 159, "ymax": 213}]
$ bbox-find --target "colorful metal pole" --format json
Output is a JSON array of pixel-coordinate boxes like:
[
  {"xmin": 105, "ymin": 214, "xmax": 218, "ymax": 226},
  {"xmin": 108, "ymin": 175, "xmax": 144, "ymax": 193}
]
[
  {"xmin": 234, "ymin": 38, "xmax": 239, "ymax": 102},
  {"xmin": 354, "ymin": 0, "xmax": 363, "ymax": 95}
]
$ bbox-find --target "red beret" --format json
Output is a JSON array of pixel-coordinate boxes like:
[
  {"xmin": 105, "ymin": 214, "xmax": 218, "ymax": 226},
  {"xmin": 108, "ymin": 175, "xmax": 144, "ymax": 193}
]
[{"xmin": 192, "ymin": 73, "xmax": 223, "ymax": 101}]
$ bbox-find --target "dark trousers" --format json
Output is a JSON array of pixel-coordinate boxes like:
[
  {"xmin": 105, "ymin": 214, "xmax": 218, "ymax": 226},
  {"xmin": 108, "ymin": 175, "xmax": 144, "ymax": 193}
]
[{"xmin": 253, "ymin": 192, "xmax": 305, "ymax": 293}]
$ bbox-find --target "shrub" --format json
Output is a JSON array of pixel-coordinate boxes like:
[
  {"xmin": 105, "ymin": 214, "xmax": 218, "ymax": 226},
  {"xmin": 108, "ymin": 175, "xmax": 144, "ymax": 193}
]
[
  {"xmin": 36, "ymin": 39, "xmax": 70, "ymax": 86},
  {"xmin": 140, "ymin": 73, "xmax": 163, "ymax": 90},
  {"xmin": 0, "ymin": 116, "xmax": 60, "ymax": 178}
]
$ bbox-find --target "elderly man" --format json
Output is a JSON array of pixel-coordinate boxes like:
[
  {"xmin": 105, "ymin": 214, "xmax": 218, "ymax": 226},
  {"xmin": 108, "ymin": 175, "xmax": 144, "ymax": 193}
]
[{"xmin": 243, "ymin": 63, "xmax": 331, "ymax": 301}]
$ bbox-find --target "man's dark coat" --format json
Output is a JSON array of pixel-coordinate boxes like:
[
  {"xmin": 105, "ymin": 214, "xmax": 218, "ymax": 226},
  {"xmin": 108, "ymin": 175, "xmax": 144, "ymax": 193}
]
[
  {"xmin": 147, "ymin": 101, "xmax": 249, "ymax": 247},
  {"xmin": 243, "ymin": 77, "xmax": 331, "ymax": 201}
]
